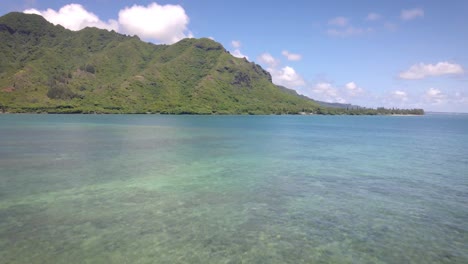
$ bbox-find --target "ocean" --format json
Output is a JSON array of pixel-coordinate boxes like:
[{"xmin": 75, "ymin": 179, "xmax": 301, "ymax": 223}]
[{"xmin": 0, "ymin": 114, "xmax": 467, "ymax": 263}]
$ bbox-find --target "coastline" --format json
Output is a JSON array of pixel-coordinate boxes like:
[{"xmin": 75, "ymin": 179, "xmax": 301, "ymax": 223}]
[{"xmin": 0, "ymin": 111, "xmax": 425, "ymax": 116}]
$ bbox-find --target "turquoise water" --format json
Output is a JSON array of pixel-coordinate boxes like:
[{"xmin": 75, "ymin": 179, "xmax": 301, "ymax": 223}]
[{"xmin": 0, "ymin": 114, "xmax": 467, "ymax": 263}]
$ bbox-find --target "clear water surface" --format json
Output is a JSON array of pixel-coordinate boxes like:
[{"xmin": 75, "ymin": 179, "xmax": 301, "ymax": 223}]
[{"xmin": 0, "ymin": 114, "xmax": 467, "ymax": 263}]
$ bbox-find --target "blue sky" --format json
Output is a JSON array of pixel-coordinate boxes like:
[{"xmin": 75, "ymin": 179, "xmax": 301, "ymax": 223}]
[{"xmin": 2, "ymin": 0, "xmax": 467, "ymax": 112}]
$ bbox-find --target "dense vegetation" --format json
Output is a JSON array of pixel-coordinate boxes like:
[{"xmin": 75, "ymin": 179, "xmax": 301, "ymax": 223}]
[
  {"xmin": 0, "ymin": 12, "xmax": 423, "ymax": 115},
  {"xmin": 314, "ymin": 107, "xmax": 424, "ymax": 115}
]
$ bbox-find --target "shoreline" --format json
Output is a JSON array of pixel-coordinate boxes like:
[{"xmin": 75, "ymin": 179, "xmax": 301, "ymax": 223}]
[{"xmin": 0, "ymin": 112, "xmax": 425, "ymax": 116}]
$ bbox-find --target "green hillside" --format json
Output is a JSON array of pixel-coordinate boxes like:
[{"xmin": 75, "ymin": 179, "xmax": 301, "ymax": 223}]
[{"xmin": 0, "ymin": 12, "xmax": 321, "ymax": 114}]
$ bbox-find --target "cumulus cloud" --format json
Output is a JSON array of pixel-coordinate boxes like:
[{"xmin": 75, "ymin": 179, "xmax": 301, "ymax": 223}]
[
  {"xmin": 231, "ymin": 40, "xmax": 241, "ymax": 49},
  {"xmin": 311, "ymin": 82, "xmax": 346, "ymax": 103},
  {"xmin": 391, "ymin": 90, "xmax": 408, "ymax": 101},
  {"xmin": 401, "ymin": 8, "xmax": 424, "ymax": 21},
  {"xmin": 454, "ymin": 92, "xmax": 468, "ymax": 104},
  {"xmin": 426, "ymin": 88, "xmax": 442, "ymax": 97},
  {"xmin": 307, "ymin": 81, "xmax": 368, "ymax": 103},
  {"xmin": 257, "ymin": 52, "xmax": 366, "ymax": 103},
  {"xmin": 420, "ymin": 89, "xmax": 468, "ymax": 111},
  {"xmin": 383, "ymin": 88, "xmax": 468, "ymax": 111},
  {"xmin": 257, "ymin": 53, "xmax": 366, "ymax": 105},
  {"xmin": 229, "ymin": 40, "xmax": 249, "ymax": 60},
  {"xmin": 24, "ymin": 2, "xmax": 192, "ymax": 44},
  {"xmin": 328, "ymin": 16, "xmax": 349, "ymax": 27},
  {"xmin": 270, "ymin": 66, "xmax": 305, "ymax": 88},
  {"xmin": 118, "ymin": 3, "xmax": 191, "ymax": 44},
  {"xmin": 258, "ymin": 53, "xmax": 280, "ymax": 68},
  {"xmin": 24, "ymin": 4, "xmax": 118, "ymax": 31},
  {"xmin": 230, "ymin": 41, "xmax": 248, "ymax": 59},
  {"xmin": 345, "ymin": 82, "xmax": 357, "ymax": 90},
  {"xmin": 425, "ymin": 88, "xmax": 447, "ymax": 104},
  {"xmin": 282, "ymin": 50, "xmax": 302, "ymax": 61},
  {"xmin": 345, "ymin": 81, "xmax": 364, "ymax": 96},
  {"xmin": 366, "ymin": 13, "xmax": 382, "ymax": 21},
  {"xmin": 257, "ymin": 52, "xmax": 304, "ymax": 88},
  {"xmin": 256, "ymin": 53, "xmax": 364, "ymax": 103},
  {"xmin": 231, "ymin": 49, "xmax": 249, "ymax": 60},
  {"xmin": 399, "ymin": 62, "xmax": 464, "ymax": 79}
]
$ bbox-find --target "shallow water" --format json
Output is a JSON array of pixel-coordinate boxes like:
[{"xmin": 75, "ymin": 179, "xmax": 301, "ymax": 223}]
[{"xmin": 0, "ymin": 114, "xmax": 467, "ymax": 263}]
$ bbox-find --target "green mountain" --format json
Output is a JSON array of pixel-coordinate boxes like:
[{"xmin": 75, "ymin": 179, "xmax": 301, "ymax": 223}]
[{"xmin": 0, "ymin": 12, "xmax": 322, "ymax": 114}]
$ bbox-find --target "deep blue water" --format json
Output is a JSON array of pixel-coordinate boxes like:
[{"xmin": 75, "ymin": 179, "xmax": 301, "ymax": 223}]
[{"xmin": 0, "ymin": 114, "xmax": 467, "ymax": 263}]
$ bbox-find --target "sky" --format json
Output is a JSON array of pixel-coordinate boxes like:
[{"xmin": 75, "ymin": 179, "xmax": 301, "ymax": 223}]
[{"xmin": 1, "ymin": 0, "xmax": 468, "ymax": 112}]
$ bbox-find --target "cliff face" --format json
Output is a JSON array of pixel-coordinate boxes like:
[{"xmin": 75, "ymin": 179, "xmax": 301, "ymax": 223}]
[{"xmin": 0, "ymin": 12, "xmax": 319, "ymax": 114}]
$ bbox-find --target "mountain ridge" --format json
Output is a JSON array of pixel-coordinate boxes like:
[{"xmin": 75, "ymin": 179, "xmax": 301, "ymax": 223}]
[
  {"xmin": 0, "ymin": 12, "xmax": 423, "ymax": 115},
  {"xmin": 0, "ymin": 12, "xmax": 323, "ymax": 114}
]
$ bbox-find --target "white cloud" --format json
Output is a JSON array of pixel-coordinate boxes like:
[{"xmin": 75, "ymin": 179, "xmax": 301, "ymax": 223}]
[
  {"xmin": 345, "ymin": 81, "xmax": 364, "ymax": 96},
  {"xmin": 345, "ymin": 82, "xmax": 357, "ymax": 90},
  {"xmin": 231, "ymin": 49, "xmax": 249, "ymax": 60},
  {"xmin": 426, "ymin": 88, "xmax": 442, "ymax": 97},
  {"xmin": 380, "ymin": 88, "xmax": 468, "ymax": 112},
  {"xmin": 25, "ymin": 2, "xmax": 192, "ymax": 44},
  {"xmin": 118, "ymin": 3, "xmax": 191, "ymax": 44},
  {"xmin": 328, "ymin": 16, "xmax": 349, "ymax": 27},
  {"xmin": 366, "ymin": 13, "xmax": 382, "ymax": 21},
  {"xmin": 327, "ymin": 26, "xmax": 372, "ymax": 37},
  {"xmin": 454, "ymin": 92, "xmax": 468, "ymax": 105},
  {"xmin": 425, "ymin": 88, "xmax": 447, "ymax": 104},
  {"xmin": 454, "ymin": 92, "xmax": 467, "ymax": 101},
  {"xmin": 257, "ymin": 53, "xmax": 361, "ymax": 105},
  {"xmin": 282, "ymin": 50, "xmax": 302, "ymax": 61},
  {"xmin": 257, "ymin": 53, "xmax": 303, "ymax": 88},
  {"xmin": 24, "ymin": 4, "xmax": 118, "ymax": 31},
  {"xmin": 229, "ymin": 40, "xmax": 249, "ymax": 60},
  {"xmin": 306, "ymin": 81, "xmax": 368, "ymax": 104},
  {"xmin": 399, "ymin": 62, "xmax": 464, "ymax": 79},
  {"xmin": 311, "ymin": 82, "xmax": 346, "ymax": 103},
  {"xmin": 401, "ymin": 8, "xmax": 424, "ymax": 21},
  {"xmin": 231, "ymin": 40, "xmax": 241, "ymax": 48},
  {"xmin": 258, "ymin": 53, "xmax": 280, "ymax": 68},
  {"xmin": 391, "ymin": 90, "xmax": 408, "ymax": 101},
  {"xmin": 270, "ymin": 66, "xmax": 305, "ymax": 88}
]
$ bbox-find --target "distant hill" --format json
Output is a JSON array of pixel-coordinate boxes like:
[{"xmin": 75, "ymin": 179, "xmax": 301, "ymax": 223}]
[
  {"xmin": 0, "ymin": 12, "xmax": 321, "ymax": 114},
  {"xmin": 276, "ymin": 85, "xmax": 424, "ymax": 115},
  {"xmin": 277, "ymin": 85, "xmax": 361, "ymax": 109}
]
